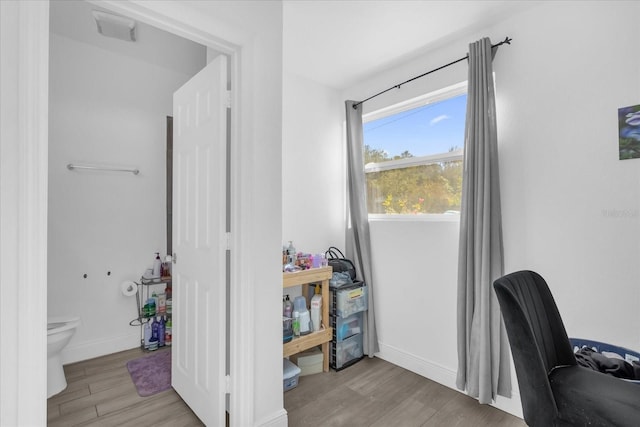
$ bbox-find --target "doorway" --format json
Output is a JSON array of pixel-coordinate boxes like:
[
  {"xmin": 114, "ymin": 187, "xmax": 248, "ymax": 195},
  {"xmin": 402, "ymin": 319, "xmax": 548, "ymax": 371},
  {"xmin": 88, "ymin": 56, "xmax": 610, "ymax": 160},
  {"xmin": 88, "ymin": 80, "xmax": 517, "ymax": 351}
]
[{"xmin": 48, "ymin": 1, "xmax": 230, "ymax": 424}]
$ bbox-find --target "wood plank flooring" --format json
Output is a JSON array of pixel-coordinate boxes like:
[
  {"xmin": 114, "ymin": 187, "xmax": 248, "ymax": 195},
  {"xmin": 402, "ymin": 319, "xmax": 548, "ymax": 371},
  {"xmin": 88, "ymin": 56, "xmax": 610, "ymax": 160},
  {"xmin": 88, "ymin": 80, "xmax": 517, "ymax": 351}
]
[
  {"xmin": 47, "ymin": 347, "xmax": 203, "ymax": 427},
  {"xmin": 49, "ymin": 348, "xmax": 525, "ymax": 426},
  {"xmin": 285, "ymin": 356, "xmax": 526, "ymax": 427}
]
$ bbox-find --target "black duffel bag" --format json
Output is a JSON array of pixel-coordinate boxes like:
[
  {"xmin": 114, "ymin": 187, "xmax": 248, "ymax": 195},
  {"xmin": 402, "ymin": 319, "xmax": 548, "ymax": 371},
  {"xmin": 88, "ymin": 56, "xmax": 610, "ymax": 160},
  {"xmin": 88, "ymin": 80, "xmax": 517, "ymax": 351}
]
[{"xmin": 325, "ymin": 246, "xmax": 357, "ymax": 280}]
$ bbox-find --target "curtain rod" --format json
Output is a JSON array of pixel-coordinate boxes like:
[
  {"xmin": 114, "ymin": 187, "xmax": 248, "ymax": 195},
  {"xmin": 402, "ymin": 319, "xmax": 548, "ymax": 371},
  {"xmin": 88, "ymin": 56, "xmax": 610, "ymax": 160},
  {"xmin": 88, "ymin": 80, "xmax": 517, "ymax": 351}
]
[{"xmin": 352, "ymin": 36, "xmax": 512, "ymax": 109}]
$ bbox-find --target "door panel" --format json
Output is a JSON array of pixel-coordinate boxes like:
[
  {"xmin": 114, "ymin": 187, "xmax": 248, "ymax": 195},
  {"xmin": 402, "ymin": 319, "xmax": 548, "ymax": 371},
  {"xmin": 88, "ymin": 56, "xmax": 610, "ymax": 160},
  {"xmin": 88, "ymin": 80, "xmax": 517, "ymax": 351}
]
[{"xmin": 172, "ymin": 54, "xmax": 227, "ymax": 427}]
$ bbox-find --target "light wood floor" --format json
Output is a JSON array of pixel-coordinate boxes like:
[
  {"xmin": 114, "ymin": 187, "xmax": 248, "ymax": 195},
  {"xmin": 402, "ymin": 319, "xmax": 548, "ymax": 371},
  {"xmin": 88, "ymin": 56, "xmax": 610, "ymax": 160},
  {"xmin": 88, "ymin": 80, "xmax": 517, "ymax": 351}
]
[
  {"xmin": 285, "ymin": 356, "xmax": 526, "ymax": 427},
  {"xmin": 47, "ymin": 347, "xmax": 203, "ymax": 427},
  {"xmin": 49, "ymin": 348, "xmax": 525, "ymax": 426}
]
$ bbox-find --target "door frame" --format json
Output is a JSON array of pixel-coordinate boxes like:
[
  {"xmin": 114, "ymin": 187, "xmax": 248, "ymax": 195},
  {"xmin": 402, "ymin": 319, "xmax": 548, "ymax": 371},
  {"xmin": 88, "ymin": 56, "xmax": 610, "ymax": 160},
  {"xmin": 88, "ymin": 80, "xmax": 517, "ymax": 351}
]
[
  {"xmin": 82, "ymin": 1, "xmax": 259, "ymax": 424},
  {"xmin": 1, "ymin": 1, "xmax": 263, "ymax": 425}
]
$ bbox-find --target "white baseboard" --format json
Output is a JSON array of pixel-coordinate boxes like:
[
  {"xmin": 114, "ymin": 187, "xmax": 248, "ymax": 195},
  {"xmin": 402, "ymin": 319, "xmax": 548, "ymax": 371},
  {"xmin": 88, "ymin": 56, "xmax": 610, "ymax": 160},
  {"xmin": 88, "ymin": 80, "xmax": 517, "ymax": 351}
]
[
  {"xmin": 375, "ymin": 342, "xmax": 523, "ymax": 419},
  {"xmin": 61, "ymin": 331, "xmax": 140, "ymax": 365},
  {"xmin": 256, "ymin": 408, "xmax": 288, "ymax": 427}
]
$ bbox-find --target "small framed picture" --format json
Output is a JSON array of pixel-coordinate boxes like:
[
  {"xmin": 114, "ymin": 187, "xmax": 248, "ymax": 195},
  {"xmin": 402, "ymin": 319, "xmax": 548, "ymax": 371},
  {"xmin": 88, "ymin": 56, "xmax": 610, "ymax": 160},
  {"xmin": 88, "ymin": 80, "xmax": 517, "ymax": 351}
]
[{"xmin": 618, "ymin": 103, "xmax": 640, "ymax": 160}]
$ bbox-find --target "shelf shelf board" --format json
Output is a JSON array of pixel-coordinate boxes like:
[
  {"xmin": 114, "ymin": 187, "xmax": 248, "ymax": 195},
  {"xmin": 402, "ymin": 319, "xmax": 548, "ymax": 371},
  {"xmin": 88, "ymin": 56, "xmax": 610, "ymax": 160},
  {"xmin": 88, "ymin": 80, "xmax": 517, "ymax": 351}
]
[
  {"xmin": 283, "ymin": 266, "xmax": 332, "ymax": 288},
  {"xmin": 139, "ymin": 276, "xmax": 172, "ymax": 285},
  {"xmin": 283, "ymin": 327, "xmax": 333, "ymax": 358}
]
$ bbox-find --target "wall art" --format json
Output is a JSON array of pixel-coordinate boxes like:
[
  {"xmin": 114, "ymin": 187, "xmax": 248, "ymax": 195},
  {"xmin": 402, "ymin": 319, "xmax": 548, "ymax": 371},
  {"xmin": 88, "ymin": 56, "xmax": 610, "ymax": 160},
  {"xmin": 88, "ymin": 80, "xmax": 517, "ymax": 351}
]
[{"xmin": 619, "ymin": 103, "xmax": 640, "ymax": 160}]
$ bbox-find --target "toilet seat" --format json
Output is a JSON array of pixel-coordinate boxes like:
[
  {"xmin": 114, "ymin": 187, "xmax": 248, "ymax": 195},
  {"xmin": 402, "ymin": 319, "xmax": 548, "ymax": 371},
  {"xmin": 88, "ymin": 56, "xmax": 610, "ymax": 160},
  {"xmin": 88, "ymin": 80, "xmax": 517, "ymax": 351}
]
[{"xmin": 47, "ymin": 316, "xmax": 80, "ymax": 336}]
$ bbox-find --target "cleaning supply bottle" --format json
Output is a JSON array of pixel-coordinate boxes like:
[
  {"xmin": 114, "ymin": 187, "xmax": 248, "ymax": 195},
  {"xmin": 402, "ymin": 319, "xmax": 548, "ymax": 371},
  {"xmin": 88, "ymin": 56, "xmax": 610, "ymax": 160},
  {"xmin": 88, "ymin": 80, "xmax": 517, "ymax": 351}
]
[
  {"xmin": 146, "ymin": 298, "xmax": 156, "ymax": 317},
  {"xmin": 283, "ymin": 294, "xmax": 293, "ymax": 318},
  {"xmin": 143, "ymin": 320, "xmax": 152, "ymax": 349},
  {"xmin": 310, "ymin": 285, "xmax": 322, "ymax": 332},
  {"xmin": 158, "ymin": 293, "xmax": 166, "ymax": 314},
  {"xmin": 293, "ymin": 311, "xmax": 300, "ymax": 337},
  {"xmin": 294, "ymin": 295, "xmax": 311, "ymax": 335},
  {"xmin": 165, "ymin": 317, "xmax": 172, "ymax": 346},
  {"xmin": 152, "ymin": 252, "xmax": 162, "ymax": 278},
  {"xmin": 152, "ymin": 316, "xmax": 159, "ymax": 340},
  {"xmin": 151, "ymin": 291, "xmax": 158, "ymax": 311},
  {"xmin": 158, "ymin": 316, "xmax": 165, "ymax": 347}
]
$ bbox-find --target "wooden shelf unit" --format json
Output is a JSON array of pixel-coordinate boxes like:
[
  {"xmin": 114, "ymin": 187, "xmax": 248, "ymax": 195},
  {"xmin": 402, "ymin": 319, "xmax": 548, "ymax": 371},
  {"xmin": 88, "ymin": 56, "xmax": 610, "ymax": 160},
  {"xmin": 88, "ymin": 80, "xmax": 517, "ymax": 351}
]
[{"xmin": 283, "ymin": 266, "xmax": 332, "ymax": 372}]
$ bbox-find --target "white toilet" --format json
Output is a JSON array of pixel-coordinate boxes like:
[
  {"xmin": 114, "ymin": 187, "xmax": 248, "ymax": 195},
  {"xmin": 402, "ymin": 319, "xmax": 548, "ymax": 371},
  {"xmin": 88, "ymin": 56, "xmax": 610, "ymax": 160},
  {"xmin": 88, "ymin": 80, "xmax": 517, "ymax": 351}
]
[{"xmin": 47, "ymin": 316, "xmax": 80, "ymax": 398}]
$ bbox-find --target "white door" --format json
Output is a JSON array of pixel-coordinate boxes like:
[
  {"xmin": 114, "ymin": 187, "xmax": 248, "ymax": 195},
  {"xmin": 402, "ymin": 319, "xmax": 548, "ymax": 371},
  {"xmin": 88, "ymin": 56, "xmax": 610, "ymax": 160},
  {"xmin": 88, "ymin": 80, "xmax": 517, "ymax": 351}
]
[{"xmin": 172, "ymin": 54, "xmax": 228, "ymax": 427}]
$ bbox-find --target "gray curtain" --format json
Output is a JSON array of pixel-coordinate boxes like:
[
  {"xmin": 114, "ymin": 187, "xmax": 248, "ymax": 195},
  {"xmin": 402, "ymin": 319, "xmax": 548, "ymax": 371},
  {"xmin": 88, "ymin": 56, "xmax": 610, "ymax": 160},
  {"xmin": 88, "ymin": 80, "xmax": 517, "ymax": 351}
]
[
  {"xmin": 345, "ymin": 100, "xmax": 379, "ymax": 357},
  {"xmin": 456, "ymin": 38, "xmax": 511, "ymax": 403}
]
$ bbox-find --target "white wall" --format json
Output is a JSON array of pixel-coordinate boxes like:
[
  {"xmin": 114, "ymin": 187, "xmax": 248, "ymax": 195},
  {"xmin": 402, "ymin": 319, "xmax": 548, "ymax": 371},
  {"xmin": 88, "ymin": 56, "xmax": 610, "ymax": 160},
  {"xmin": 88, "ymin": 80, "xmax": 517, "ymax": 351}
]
[
  {"xmin": 497, "ymin": 0, "xmax": 640, "ymax": 348},
  {"xmin": 48, "ymin": 27, "xmax": 205, "ymax": 362},
  {"xmin": 282, "ymin": 71, "xmax": 345, "ymax": 254},
  {"xmin": 341, "ymin": 0, "xmax": 640, "ymax": 417}
]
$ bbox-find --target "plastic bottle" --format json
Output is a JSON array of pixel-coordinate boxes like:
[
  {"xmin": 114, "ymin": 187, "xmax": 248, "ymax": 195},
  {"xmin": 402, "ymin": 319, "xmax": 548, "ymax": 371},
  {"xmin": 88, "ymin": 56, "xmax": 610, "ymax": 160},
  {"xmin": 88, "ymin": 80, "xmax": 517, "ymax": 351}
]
[
  {"xmin": 143, "ymin": 321, "xmax": 152, "ymax": 349},
  {"xmin": 165, "ymin": 317, "xmax": 172, "ymax": 346},
  {"xmin": 287, "ymin": 241, "xmax": 296, "ymax": 265},
  {"xmin": 152, "ymin": 252, "xmax": 162, "ymax": 278},
  {"xmin": 293, "ymin": 311, "xmax": 300, "ymax": 336},
  {"xmin": 163, "ymin": 254, "xmax": 172, "ymax": 278},
  {"xmin": 146, "ymin": 298, "xmax": 156, "ymax": 317},
  {"xmin": 151, "ymin": 291, "xmax": 158, "ymax": 312},
  {"xmin": 158, "ymin": 293, "xmax": 166, "ymax": 314},
  {"xmin": 158, "ymin": 316, "xmax": 165, "ymax": 347},
  {"xmin": 283, "ymin": 294, "xmax": 293, "ymax": 318},
  {"xmin": 310, "ymin": 285, "xmax": 322, "ymax": 332},
  {"xmin": 294, "ymin": 295, "xmax": 311, "ymax": 335},
  {"xmin": 152, "ymin": 316, "xmax": 159, "ymax": 340}
]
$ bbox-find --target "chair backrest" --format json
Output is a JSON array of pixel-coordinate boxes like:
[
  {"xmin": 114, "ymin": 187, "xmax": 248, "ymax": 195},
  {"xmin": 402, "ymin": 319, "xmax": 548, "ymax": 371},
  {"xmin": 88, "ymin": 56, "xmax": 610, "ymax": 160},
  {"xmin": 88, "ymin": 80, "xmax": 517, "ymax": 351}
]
[{"xmin": 493, "ymin": 270, "xmax": 577, "ymax": 426}]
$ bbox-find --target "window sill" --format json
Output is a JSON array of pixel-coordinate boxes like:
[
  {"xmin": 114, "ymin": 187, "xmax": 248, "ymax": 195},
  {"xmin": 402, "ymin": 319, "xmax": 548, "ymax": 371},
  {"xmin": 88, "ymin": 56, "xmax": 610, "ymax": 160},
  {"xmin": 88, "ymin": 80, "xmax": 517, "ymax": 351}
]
[{"xmin": 368, "ymin": 213, "xmax": 460, "ymax": 222}]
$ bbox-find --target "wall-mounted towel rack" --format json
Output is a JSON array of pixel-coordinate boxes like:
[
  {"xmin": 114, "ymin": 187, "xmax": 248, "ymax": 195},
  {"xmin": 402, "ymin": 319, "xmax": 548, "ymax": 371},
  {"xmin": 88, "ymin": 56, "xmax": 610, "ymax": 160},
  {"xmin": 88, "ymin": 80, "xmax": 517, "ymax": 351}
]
[{"xmin": 67, "ymin": 163, "xmax": 140, "ymax": 175}]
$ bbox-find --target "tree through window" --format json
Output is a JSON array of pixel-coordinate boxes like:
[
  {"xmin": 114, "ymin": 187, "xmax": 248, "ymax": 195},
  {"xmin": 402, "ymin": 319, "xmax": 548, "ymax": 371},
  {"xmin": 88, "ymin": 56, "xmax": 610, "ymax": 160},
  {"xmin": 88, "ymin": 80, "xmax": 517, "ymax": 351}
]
[{"xmin": 363, "ymin": 84, "xmax": 466, "ymax": 215}]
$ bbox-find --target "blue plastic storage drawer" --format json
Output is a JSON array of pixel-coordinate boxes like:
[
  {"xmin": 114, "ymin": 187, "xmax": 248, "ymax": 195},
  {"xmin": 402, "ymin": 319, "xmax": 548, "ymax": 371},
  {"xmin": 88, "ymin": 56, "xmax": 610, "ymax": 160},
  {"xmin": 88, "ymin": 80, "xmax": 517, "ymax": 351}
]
[{"xmin": 335, "ymin": 311, "xmax": 363, "ymax": 342}]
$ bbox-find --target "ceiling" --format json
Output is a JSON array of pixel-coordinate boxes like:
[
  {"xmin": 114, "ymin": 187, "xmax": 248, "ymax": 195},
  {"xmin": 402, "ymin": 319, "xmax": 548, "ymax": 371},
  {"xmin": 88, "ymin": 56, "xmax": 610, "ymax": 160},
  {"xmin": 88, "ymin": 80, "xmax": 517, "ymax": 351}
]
[
  {"xmin": 282, "ymin": 0, "xmax": 536, "ymax": 89},
  {"xmin": 50, "ymin": 0, "xmax": 537, "ymax": 91}
]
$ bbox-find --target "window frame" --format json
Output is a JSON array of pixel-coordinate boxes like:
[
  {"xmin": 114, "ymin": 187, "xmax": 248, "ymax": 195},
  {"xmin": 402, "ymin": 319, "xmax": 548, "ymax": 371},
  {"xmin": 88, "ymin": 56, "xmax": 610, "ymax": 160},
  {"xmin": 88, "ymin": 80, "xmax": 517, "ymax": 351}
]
[{"xmin": 363, "ymin": 81, "xmax": 467, "ymax": 221}]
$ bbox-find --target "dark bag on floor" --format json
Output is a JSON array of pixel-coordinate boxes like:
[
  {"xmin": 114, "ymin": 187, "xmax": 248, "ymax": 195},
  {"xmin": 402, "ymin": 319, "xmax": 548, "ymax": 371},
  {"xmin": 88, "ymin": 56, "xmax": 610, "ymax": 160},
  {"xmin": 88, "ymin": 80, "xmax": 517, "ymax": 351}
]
[{"xmin": 325, "ymin": 246, "xmax": 357, "ymax": 280}]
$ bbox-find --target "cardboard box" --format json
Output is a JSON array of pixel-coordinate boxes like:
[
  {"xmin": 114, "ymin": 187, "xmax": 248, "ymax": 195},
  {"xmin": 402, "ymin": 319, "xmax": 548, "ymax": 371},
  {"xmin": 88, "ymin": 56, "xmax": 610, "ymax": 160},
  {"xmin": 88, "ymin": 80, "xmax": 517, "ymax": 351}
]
[{"xmin": 290, "ymin": 347, "xmax": 323, "ymax": 376}]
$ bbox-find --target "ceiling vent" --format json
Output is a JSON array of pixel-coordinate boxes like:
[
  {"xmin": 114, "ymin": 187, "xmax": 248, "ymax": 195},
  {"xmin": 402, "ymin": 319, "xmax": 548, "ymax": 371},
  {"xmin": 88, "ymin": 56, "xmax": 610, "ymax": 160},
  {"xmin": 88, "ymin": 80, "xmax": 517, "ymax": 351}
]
[{"xmin": 92, "ymin": 10, "xmax": 136, "ymax": 42}]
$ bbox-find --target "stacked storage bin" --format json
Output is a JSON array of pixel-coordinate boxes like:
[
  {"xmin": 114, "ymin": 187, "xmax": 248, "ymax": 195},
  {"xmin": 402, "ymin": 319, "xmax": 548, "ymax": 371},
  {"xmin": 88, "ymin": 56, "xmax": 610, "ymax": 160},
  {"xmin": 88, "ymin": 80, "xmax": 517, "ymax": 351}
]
[{"xmin": 329, "ymin": 281, "xmax": 368, "ymax": 370}]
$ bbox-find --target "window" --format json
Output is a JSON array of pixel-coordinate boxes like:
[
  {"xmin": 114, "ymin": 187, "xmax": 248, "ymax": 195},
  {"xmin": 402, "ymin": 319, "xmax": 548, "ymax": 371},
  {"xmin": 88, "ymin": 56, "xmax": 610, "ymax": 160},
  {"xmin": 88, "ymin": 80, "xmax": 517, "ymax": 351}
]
[{"xmin": 363, "ymin": 82, "xmax": 466, "ymax": 216}]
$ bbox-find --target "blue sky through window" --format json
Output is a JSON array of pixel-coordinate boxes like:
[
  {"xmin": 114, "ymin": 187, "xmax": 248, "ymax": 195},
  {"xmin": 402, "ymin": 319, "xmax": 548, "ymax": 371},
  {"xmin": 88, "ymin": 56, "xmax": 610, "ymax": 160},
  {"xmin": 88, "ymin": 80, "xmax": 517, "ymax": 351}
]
[{"xmin": 363, "ymin": 94, "xmax": 467, "ymax": 158}]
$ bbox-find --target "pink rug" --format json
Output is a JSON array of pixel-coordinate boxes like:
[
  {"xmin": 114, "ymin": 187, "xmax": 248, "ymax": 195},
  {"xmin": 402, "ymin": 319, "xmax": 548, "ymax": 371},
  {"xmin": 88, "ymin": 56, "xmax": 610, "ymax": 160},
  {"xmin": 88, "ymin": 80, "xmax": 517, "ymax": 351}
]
[{"xmin": 126, "ymin": 350, "xmax": 171, "ymax": 397}]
